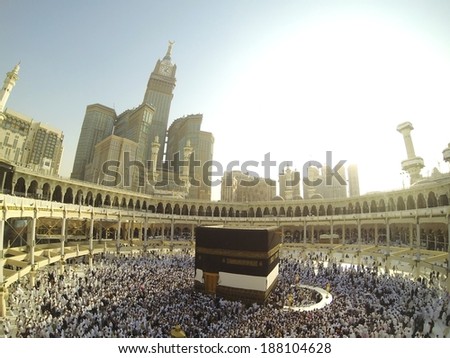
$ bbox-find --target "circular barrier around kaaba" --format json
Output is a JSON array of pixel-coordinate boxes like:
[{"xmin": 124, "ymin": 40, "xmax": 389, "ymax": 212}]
[{"xmin": 283, "ymin": 284, "xmax": 333, "ymax": 312}]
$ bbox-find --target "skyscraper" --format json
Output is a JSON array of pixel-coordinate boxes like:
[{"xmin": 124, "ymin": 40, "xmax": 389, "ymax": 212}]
[
  {"xmin": 0, "ymin": 108, "xmax": 64, "ymax": 175},
  {"xmin": 71, "ymin": 42, "xmax": 214, "ymax": 198},
  {"xmin": 142, "ymin": 41, "xmax": 177, "ymax": 168},
  {"xmin": 166, "ymin": 114, "xmax": 214, "ymax": 200},
  {"xmin": 348, "ymin": 164, "xmax": 360, "ymax": 197},
  {"xmin": 279, "ymin": 167, "xmax": 301, "ymax": 200},
  {"xmin": 221, "ymin": 171, "xmax": 276, "ymax": 203},
  {"xmin": 0, "ymin": 63, "xmax": 64, "ymax": 175},
  {"xmin": 302, "ymin": 163, "xmax": 348, "ymax": 200},
  {"xmin": 71, "ymin": 104, "xmax": 116, "ymax": 181}
]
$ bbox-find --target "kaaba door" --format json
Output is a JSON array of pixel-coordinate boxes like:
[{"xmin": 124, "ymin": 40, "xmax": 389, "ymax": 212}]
[{"xmin": 203, "ymin": 272, "xmax": 219, "ymax": 294}]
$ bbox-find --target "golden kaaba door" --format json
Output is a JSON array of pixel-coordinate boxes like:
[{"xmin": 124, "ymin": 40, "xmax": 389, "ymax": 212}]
[{"xmin": 203, "ymin": 272, "xmax": 219, "ymax": 294}]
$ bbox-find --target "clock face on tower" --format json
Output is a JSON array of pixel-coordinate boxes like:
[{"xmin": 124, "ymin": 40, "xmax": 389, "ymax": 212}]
[{"xmin": 159, "ymin": 65, "xmax": 172, "ymax": 76}]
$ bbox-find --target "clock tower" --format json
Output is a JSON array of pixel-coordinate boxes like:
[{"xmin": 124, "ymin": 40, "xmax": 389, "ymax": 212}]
[{"xmin": 142, "ymin": 41, "xmax": 177, "ymax": 168}]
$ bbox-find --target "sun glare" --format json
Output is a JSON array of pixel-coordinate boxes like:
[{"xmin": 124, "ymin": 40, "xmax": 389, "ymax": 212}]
[{"xmin": 209, "ymin": 12, "xmax": 450, "ymax": 199}]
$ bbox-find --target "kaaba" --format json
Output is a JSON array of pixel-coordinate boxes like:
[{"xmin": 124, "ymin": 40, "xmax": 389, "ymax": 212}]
[{"xmin": 194, "ymin": 226, "xmax": 281, "ymax": 304}]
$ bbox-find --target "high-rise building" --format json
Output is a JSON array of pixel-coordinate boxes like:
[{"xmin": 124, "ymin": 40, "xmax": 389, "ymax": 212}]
[
  {"xmin": 303, "ymin": 164, "xmax": 322, "ymax": 199},
  {"xmin": 71, "ymin": 104, "xmax": 116, "ymax": 181},
  {"xmin": 142, "ymin": 42, "xmax": 177, "ymax": 168},
  {"xmin": 113, "ymin": 103, "xmax": 156, "ymax": 185},
  {"xmin": 0, "ymin": 64, "xmax": 64, "ymax": 175},
  {"xmin": 0, "ymin": 108, "xmax": 63, "ymax": 175},
  {"xmin": 71, "ymin": 43, "xmax": 213, "ymax": 199},
  {"xmin": 166, "ymin": 114, "xmax": 214, "ymax": 200},
  {"xmin": 86, "ymin": 135, "xmax": 138, "ymax": 189},
  {"xmin": 72, "ymin": 43, "xmax": 177, "ymax": 181},
  {"xmin": 321, "ymin": 164, "xmax": 347, "ymax": 199},
  {"xmin": 303, "ymin": 163, "xmax": 348, "ymax": 200},
  {"xmin": 348, "ymin": 164, "xmax": 360, "ymax": 197},
  {"xmin": 221, "ymin": 171, "xmax": 276, "ymax": 202},
  {"xmin": 279, "ymin": 167, "xmax": 301, "ymax": 200}
]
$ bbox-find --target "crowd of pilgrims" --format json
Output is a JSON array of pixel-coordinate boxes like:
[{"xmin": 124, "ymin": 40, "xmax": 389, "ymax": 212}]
[{"xmin": 3, "ymin": 250, "xmax": 450, "ymax": 338}]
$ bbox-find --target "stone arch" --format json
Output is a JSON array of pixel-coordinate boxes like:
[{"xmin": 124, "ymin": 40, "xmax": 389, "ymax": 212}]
[
  {"xmin": 128, "ymin": 198, "xmax": 134, "ymax": 209},
  {"xmin": 235, "ymin": 210, "xmax": 241, "ymax": 217},
  {"xmin": 173, "ymin": 204, "xmax": 181, "ymax": 215},
  {"xmin": 142, "ymin": 201, "xmax": 147, "ymax": 211},
  {"xmin": 27, "ymin": 180, "xmax": 39, "ymax": 198},
  {"xmin": 438, "ymin": 194, "xmax": 449, "ymax": 206},
  {"xmin": 256, "ymin": 207, "xmax": 263, "ymax": 217},
  {"xmin": 318, "ymin": 205, "xmax": 325, "ymax": 216},
  {"xmin": 326, "ymin": 204, "xmax": 333, "ymax": 216},
  {"xmin": 248, "ymin": 207, "xmax": 255, "ymax": 217},
  {"xmin": 228, "ymin": 207, "xmax": 234, "ymax": 217},
  {"xmin": 387, "ymin": 198, "xmax": 395, "ymax": 211},
  {"xmin": 362, "ymin": 201, "xmax": 369, "ymax": 213},
  {"xmin": 417, "ymin": 193, "xmax": 426, "ymax": 209},
  {"xmin": 378, "ymin": 199, "xmax": 386, "ymax": 212},
  {"xmin": 198, "ymin": 206, "xmax": 205, "ymax": 216},
  {"xmin": 311, "ymin": 205, "xmax": 317, "ymax": 216},
  {"xmin": 406, "ymin": 195, "xmax": 415, "ymax": 210},
  {"xmin": 334, "ymin": 207, "xmax": 342, "ymax": 215},
  {"xmin": 279, "ymin": 207, "xmax": 285, "ymax": 216},
  {"xmin": 272, "ymin": 207, "xmax": 278, "ymax": 216},
  {"xmin": 148, "ymin": 204, "xmax": 156, "ymax": 213},
  {"xmin": 397, "ymin": 196, "xmax": 405, "ymax": 211},
  {"xmin": 14, "ymin": 177, "xmax": 26, "ymax": 196},
  {"xmin": 52, "ymin": 185, "xmax": 63, "ymax": 202},
  {"xmin": 427, "ymin": 191, "xmax": 438, "ymax": 208},
  {"xmin": 104, "ymin": 194, "xmax": 111, "ymax": 207},
  {"xmin": 370, "ymin": 200, "xmax": 377, "ymax": 213},
  {"xmin": 165, "ymin": 203, "xmax": 172, "ymax": 214},
  {"xmin": 213, "ymin": 206, "xmax": 220, "ymax": 217},
  {"xmin": 182, "ymin": 204, "xmax": 189, "ymax": 215},
  {"xmin": 113, "ymin": 196, "xmax": 119, "ymax": 207},
  {"xmin": 221, "ymin": 207, "xmax": 227, "ymax": 217},
  {"xmin": 263, "ymin": 207, "xmax": 270, "ymax": 216},
  {"xmin": 347, "ymin": 203, "xmax": 354, "ymax": 214},
  {"xmin": 303, "ymin": 206, "xmax": 309, "ymax": 216},
  {"xmin": 354, "ymin": 202, "xmax": 361, "ymax": 214},
  {"xmin": 190, "ymin": 205, "xmax": 197, "ymax": 216},
  {"xmin": 295, "ymin": 206, "xmax": 301, "ymax": 217},
  {"xmin": 85, "ymin": 191, "xmax": 94, "ymax": 206},
  {"xmin": 206, "ymin": 206, "xmax": 213, "ymax": 216},
  {"xmin": 287, "ymin": 206, "xmax": 293, "ymax": 217},
  {"xmin": 156, "ymin": 202, "xmax": 164, "ymax": 213},
  {"xmin": 120, "ymin": 197, "xmax": 127, "ymax": 208},
  {"xmin": 94, "ymin": 193, "xmax": 102, "ymax": 207},
  {"xmin": 63, "ymin": 187, "xmax": 74, "ymax": 204},
  {"xmin": 41, "ymin": 182, "xmax": 52, "ymax": 201},
  {"xmin": 75, "ymin": 189, "xmax": 83, "ymax": 205}
]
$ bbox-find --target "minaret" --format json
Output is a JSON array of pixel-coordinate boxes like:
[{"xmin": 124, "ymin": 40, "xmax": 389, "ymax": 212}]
[
  {"xmin": 397, "ymin": 122, "xmax": 424, "ymax": 185},
  {"xmin": 142, "ymin": 41, "xmax": 177, "ymax": 168},
  {"xmin": 0, "ymin": 63, "xmax": 20, "ymax": 112},
  {"xmin": 443, "ymin": 143, "xmax": 450, "ymax": 164},
  {"xmin": 283, "ymin": 167, "xmax": 293, "ymax": 200},
  {"xmin": 150, "ymin": 136, "xmax": 160, "ymax": 182},
  {"xmin": 181, "ymin": 139, "xmax": 193, "ymax": 193}
]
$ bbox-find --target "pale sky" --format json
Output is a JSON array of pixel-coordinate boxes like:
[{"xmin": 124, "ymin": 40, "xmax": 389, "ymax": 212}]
[{"xmin": 1, "ymin": 0, "xmax": 450, "ymax": 200}]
